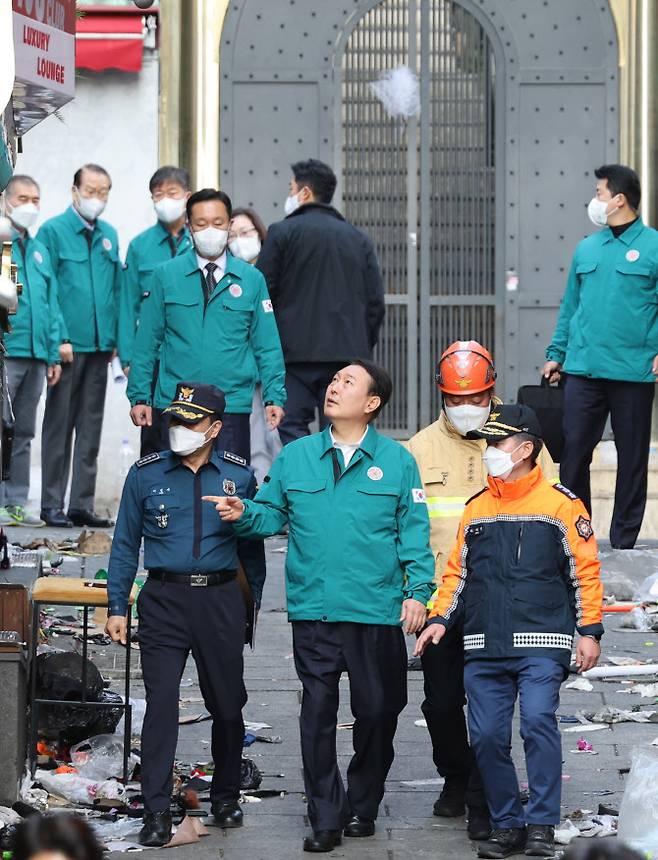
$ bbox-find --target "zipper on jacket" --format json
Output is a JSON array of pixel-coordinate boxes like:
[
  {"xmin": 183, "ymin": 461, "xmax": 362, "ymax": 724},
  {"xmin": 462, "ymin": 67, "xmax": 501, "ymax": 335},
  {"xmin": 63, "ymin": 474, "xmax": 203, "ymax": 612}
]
[{"xmin": 516, "ymin": 525, "xmax": 523, "ymax": 564}]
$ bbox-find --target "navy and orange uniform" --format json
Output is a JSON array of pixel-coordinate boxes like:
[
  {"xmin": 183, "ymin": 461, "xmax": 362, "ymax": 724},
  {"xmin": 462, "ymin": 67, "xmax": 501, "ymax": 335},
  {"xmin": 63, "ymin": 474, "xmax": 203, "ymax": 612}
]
[{"xmin": 427, "ymin": 466, "xmax": 603, "ymax": 670}]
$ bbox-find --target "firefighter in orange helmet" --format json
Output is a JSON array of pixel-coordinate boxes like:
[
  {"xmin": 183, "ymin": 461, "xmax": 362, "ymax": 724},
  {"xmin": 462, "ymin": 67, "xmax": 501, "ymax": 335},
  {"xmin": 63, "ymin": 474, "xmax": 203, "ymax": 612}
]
[{"xmin": 405, "ymin": 342, "xmax": 557, "ymax": 842}]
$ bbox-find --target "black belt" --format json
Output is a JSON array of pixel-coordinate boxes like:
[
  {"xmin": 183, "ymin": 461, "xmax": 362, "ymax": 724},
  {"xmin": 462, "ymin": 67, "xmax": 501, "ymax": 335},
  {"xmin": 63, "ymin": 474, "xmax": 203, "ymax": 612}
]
[{"xmin": 148, "ymin": 569, "xmax": 236, "ymax": 587}]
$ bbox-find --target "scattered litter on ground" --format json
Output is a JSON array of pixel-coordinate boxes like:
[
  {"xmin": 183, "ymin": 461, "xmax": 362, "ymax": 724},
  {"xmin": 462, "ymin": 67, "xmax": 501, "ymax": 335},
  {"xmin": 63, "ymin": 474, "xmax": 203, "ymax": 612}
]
[
  {"xmin": 178, "ymin": 713, "xmax": 211, "ymax": 725},
  {"xmin": 584, "ymin": 663, "xmax": 658, "ymax": 679},
  {"xmin": 414, "ymin": 718, "xmax": 428, "ymax": 728},
  {"xmin": 616, "ymin": 683, "xmax": 658, "ymax": 698},
  {"xmin": 618, "ymin": 746, "xmax": 658, "ymax": 853},
  {"xmin": 565, "ymin": 677, "xmax": 594, "ymax": 692},
  {"xmin": 244, "ymin": 722, "xmax": 272, "ymax": 732},
  {"xmin": 571, "ymin": 738, "xmax": 597, "ymax": 755},
  {"xmin": 337, "ymin": 722, "xmax": 354, "ymax": 730},
  {"xmin": 563, "ymin": 723, "xmax": 610, "ymax": 733}
]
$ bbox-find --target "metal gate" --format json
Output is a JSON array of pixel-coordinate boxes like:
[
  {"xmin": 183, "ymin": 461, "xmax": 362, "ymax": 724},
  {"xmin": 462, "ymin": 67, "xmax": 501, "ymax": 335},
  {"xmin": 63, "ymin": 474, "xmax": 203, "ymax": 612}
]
[{"xmin": 339, "ymin": 0, "xmax": 499, "ymax": 436}]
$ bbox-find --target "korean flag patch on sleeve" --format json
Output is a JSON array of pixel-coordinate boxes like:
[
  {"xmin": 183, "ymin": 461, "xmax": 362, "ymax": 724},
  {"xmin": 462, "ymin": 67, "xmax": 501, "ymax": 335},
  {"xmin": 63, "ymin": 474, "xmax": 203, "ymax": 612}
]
[
  {"xmin": 262, "ymin": 299, "xmax": 274, "ymax": 313},
  {"xmin": 412, "ymin": 488, "xmax": 426, "ymax": 504}
]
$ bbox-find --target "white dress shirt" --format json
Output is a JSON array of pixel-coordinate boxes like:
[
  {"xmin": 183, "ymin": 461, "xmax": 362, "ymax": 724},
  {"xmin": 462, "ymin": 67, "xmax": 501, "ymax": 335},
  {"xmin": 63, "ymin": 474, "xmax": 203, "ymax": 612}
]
[{"xmin": 196, "ymin": 251, "xmax": 227, "ymax": 284}]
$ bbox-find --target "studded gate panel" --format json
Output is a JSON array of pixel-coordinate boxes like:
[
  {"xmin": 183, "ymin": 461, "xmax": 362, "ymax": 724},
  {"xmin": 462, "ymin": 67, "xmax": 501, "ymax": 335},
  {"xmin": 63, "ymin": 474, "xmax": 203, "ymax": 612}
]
[{"xmin": 219, "ymin": 0, "xmax": 619, "ymax": 436}]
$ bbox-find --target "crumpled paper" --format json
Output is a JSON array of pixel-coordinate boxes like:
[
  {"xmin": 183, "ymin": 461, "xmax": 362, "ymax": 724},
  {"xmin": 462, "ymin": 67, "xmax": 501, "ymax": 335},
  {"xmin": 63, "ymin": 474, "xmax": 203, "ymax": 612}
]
[{"xmin": 555, "ymin": 815, "xmax": 618, "ymax": 844}]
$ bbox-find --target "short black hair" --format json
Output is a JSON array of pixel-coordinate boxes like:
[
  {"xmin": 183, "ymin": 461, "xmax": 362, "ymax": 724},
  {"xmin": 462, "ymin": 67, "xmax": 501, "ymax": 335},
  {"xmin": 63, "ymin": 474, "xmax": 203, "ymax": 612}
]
[
  {"xmin": 73, "ymin": 163, "xmax": 111, "ymax": 188},
  {"xmin": 351, "ymin": 358, "xmax": 393, "ymax": 422},
  {"xmin": 149, "ymin": 165, "xmax": 190, "ymax": 193},
  {"xmin": 186, "ymin": 188, "xmax": 233, "ymax": 221},
  {"xmin": 514, "ymin": 432, "xmax": 543, "ymax": 466},
  {"xmin": 5, "ymin": 174, "xmax": 39, "ymax": 195},
  {"xmin": 10, "ymin": 813, "xmax": 104, "ymax": 860},
  {"xmin": 291, "ymin": 159, "xmax": 337, "ymax": 204},
  {"xmin": 594, "ymin": 164, "xmax": 641, "ymax": 211}
]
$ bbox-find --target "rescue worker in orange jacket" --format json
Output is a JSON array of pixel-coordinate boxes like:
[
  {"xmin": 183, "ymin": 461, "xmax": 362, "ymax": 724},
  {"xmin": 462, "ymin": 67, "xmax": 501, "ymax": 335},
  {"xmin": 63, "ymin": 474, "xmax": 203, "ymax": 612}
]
[
  {"xmin": 415, "ymin": 404, "xmax": 603, "ymax": 860},
  {"xmin": 405, "ymin": 342, "xmax": 556, "ymax": 840}
]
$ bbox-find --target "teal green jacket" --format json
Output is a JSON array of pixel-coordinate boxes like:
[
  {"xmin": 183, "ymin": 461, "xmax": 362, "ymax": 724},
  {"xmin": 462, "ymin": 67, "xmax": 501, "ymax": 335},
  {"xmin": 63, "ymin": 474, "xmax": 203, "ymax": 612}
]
[
  {"xmin": 37, "ymin": 206, "xmax": 123, "ymax": 353},
  {"xmin": 5, "ymin": 235, "xmax": 61, "ymax": 365},
  {"xmin": 233, "ymin": 426, "xmax": 435, "ymax": 625},
  {"xmin": 118, "ymin": 221, "xmax": 191, "ymax": 366},
  {"xmin": 127, "ymin": 248, "xmax": 286, "ymax": 413},
  {"xmin": 547, "ymin": 218, "xmax": 658, "ymax": 382}
]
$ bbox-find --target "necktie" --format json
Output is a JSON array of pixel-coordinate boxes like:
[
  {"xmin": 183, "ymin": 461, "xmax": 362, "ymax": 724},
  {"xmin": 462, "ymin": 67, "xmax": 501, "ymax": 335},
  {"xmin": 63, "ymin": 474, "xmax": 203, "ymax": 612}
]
[{"xmin": 204, "ymin": 262, "xmax": 218, "ymax": 300}]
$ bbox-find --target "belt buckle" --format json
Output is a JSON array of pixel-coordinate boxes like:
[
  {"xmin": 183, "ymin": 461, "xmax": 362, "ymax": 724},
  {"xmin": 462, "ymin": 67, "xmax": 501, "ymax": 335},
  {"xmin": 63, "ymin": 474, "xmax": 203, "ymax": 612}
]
[{"xmin": 190, "ymin": 573, "xmax": 208, "ymax": 587}]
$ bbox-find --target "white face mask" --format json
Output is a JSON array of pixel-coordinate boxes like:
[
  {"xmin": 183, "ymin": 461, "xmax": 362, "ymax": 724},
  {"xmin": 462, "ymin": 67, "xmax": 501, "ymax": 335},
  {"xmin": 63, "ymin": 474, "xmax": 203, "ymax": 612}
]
[
  {"xmin": 169, "ymin": 423, "xmax": 217, "ymax": 457},
  {"xmin": 154, "ymin": 197, "xmax": 186, "ymax": 224},
  {"xmin": 193, "ymin": 226, "xmax": 228, "ymax": 259},
  {"xmin": 482, "ymin": 442, "xmax": 525, "ymax": 480},
  {"xmin": 284, "ymin": 194, "xmax": 301, "ymax": 216},
  {"xmin": 229, "ymin": 235, "xmax": 261, "ymax": 262},
  {"xmin": 7, "ymin": 202, "xmax": 39, "ymax": 231},
  {"xmin": 587, "ymin": 197, "xmax": 616, "ymax": 227},
  {"xmin": 444, "ymin": 404, "xmax": 490, "ymax": 436},
  {"xmin": 74, "ymin": 190, "xmax": 106, "ymax": 222}
]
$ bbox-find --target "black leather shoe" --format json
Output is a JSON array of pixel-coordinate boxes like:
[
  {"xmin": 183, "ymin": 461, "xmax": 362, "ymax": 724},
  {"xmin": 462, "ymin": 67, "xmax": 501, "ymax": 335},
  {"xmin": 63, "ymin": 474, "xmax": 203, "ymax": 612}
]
[
  {"xmin": 303, "ymin": 830, "xmax": 342, "ymax": 852},
  {"xmin": 344, "ymin": 815, "xmax": 375, "ymax": 837},
  {"xmin": 211, "ymin": 801, "xmax": 243, "ymax": 828},
  {"xmin": 67, "ymin": 509, "xmax": 114, "ymax": 528},
  {"xmin": 468, "ymin": 808, "xmax": 492, "ymax": 841},
  {"xmin": 138, "ymin": 811, "xmax": 172, "ymax": 847},
  {"xmin": 478, "ymin": 827, "xmax": 527, "ymax": 859},
  {"xmin": 433, "ymin": 781, "xmax": 466, "ymax": 817},
  {"xmin": 40, "ymin": 508, "xmax": 73, "ymax": 528},
  {"xmin": 525, "ymin": 825, "xmax": 555, "ymax": 857}
]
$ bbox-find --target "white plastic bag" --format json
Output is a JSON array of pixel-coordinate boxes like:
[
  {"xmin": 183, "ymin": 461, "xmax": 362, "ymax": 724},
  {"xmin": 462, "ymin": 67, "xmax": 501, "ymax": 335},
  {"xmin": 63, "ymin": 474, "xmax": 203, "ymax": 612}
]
[
  {"xmin": 115, "ymin": 697, "xmax": 146, "ymax": 737},
  {"xmin": 617, "ymin": 746, "xmax": 658, "ymax": 853},
  {"xmin": 70, "ymin": 734, "xmax": 132, "ymax": 781},
  {"xmin": 369, "ymin": 65, "xmax": 421, "ymax": 119},
  {"xmin": 35, "ymin": 771, "xmax": 98, "ymax": 805},
  {"xmin": 634, "ymin": 571, "xmax": 658, "ymax": 602}
]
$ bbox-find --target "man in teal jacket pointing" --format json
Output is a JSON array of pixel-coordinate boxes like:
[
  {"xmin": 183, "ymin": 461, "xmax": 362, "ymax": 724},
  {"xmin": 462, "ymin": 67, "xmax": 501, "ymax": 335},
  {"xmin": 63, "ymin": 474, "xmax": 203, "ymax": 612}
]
[
  {"xmin": 204, "ymin": 360, "xmax": 435, "ymax": 853},
  {"xmin": 544, "ymin": 164, "xmax": 658, "ymax": 549}
]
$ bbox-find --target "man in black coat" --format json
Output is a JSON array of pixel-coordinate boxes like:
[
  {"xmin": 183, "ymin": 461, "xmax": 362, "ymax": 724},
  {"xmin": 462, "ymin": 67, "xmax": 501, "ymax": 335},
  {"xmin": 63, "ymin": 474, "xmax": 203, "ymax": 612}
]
[{"xmin": 257, "ymin": 159, "xmax": 385, "ymax": 444}]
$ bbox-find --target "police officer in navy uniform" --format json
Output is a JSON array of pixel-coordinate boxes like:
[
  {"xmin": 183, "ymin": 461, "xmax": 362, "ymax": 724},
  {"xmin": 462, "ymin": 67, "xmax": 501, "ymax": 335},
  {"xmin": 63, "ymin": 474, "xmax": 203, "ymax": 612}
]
[{"xmin": 105, "ymin": 382, "xmax": 265, "ymax": 847}]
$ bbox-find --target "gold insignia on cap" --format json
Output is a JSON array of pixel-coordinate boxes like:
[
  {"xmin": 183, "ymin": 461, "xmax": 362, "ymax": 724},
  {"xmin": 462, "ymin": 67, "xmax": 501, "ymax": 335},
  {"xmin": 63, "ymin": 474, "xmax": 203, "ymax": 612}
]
[
  {"xmin": 180, "ymin": 387, "xmax": 195, "ymax": 403},
  {"xmin": 457, "ymin": 378, "xmax": 472, "ymax": 389}
]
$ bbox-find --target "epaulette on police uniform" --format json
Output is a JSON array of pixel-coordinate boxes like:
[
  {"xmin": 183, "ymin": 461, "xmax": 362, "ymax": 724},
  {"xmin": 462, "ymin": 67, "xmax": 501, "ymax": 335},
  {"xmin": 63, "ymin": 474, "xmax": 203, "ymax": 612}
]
[
  {"xmin": 465, "ymin": 487, "xmax": 487, "ymax": 506},
  {"xmin": 553, "ymin": 483, "xmax": 579, "ymax": 501},
  {"xmin": 223, "ymin": 450, "xmax": 248, "ymax": 467},
  {"xmin": 136, "ymin": 452, "xmax": 161, "ymax": 468}
]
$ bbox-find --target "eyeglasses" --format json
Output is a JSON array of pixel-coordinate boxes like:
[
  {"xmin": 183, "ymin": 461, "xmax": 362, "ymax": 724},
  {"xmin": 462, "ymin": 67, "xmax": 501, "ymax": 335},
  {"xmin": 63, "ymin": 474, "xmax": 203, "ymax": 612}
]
[{"xmin": 229, "ymin": 226, "xmax": 258, "ymax": 239}]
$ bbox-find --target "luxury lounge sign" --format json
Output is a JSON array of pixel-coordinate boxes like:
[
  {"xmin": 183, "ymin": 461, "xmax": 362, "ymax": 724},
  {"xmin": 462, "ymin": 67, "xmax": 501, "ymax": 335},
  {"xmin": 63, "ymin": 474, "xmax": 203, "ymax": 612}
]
[{"xmin": 11, "ymin": 0, "xmax": 75, "ymax": 133}]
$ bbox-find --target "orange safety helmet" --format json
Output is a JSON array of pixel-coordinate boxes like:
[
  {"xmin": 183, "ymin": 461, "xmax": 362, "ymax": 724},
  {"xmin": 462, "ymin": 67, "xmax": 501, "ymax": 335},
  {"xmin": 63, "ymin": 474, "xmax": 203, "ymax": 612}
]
[{"xmin": 435, "ymin": 341, "xmax": 496, "ymax": 395}]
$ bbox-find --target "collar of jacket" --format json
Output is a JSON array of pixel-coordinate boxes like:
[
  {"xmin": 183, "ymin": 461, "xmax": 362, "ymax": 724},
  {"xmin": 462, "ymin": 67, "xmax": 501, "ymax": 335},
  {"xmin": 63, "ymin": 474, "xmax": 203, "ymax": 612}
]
[
  {"xmin": 181, "ymin": 246, "xmax": 242, "ymax": 280},
  {"xmin": 65, "ymin": 204, "xmax": 97, "ymax": 234},
  {"xmin": 601, "ymin": 216, "xmax": 644, "ymax": 246},
  {"xmin": 487, "ymin": 463, "xmax": 544, "ymax": 500},
  {"xmin": 155, "ymin": 219, "xmax": 188, "ymax": 246},
  {"xmin": 286, "ymin": 202, "xmax": 346, "ymax": 222},
  {"xmin": 438, "ymin": 394, "xmax": 503, "ymax": 439},
  {"xmin": 319, "ymin": 423, "xmax": 377, "ymax": 459},
  {"xmin": 162, "ymin": 448, "xmax": 223, "ymax": 473}
]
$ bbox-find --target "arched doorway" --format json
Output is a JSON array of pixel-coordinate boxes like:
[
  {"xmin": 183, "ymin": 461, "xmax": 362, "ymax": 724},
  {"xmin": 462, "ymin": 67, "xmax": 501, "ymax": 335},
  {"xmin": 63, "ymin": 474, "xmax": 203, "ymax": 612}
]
[{"xmin": 339, "ymin": 0, "xmax": 500, "ymax": 434}]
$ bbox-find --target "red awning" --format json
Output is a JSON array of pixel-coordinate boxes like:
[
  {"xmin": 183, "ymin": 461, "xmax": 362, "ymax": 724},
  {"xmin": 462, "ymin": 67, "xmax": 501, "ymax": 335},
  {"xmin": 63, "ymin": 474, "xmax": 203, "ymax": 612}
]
[{"xmin": 76, "ymin": 9, "xmax": 150, "ymax": 73}]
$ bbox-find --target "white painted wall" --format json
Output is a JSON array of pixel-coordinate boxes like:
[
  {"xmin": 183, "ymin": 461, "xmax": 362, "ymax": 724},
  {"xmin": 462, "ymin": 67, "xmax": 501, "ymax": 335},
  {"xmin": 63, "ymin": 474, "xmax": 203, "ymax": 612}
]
[{"xmin": 14, "ymin": 51, "xmax": 160, "ymax": 513}]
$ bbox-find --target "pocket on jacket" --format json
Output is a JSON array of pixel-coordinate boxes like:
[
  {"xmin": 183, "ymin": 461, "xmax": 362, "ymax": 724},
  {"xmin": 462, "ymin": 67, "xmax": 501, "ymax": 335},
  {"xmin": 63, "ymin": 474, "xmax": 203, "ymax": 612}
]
[
  {"xmin": 143, "ymin": 496, "xmax": 181, "ymax": 536},
  {"xmin": 356, "ymin": 483, "xmax": 399, "ymax": 517},
  {"xmin": 512, "ymin": 581, "xmax": 567, "ymax": 626}
]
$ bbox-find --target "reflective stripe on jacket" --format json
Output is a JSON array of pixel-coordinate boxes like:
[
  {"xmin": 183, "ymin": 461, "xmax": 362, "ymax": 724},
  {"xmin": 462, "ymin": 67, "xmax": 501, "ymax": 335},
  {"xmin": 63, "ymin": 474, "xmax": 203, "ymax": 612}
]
[{"xmin": 428, "ymin": 465, "xmax": 604, "ymax": 669}]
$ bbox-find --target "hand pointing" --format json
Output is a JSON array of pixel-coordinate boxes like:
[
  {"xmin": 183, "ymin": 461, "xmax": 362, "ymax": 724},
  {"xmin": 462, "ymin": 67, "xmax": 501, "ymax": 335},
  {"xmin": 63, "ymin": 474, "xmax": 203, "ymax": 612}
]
[{"xmin": 202, "ymin": 495, "xmax": 245, "ymax": 521}]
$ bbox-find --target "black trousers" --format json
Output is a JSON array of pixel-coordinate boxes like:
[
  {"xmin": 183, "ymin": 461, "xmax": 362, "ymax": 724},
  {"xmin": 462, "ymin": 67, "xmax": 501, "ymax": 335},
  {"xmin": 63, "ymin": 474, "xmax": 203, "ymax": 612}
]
[
  {"xmin": 139, "ymin": 410, "xmax": 252, "ymax": 463},
  {"xmin": 138, "ymin": 577, "xmax": 247, "ymax": 812},
  {"xmin": 292, "ymin": 621, "xmax": 407, "ymax": 830},
  {"xmin": 278, "ymin": 362, "xmax": 344, "ymax": 446},
  {"xmin": 420, "ymin": 620, "xmax": 488, "ymax": 811},
  {"xmin": 560, "ymin": 374, "xmax": 655, "ymax": 548}
]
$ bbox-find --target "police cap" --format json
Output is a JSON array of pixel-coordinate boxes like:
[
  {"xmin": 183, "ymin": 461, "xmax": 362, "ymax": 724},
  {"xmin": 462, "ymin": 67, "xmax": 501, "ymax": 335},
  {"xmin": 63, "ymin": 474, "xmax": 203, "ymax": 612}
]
[
  {"xmin": 164, "ymin": 381, "xmax": 226, "ymax": 424},
  {"xmin": 470, "ymin": 404, "xmax": 542, "ymax": 442}
]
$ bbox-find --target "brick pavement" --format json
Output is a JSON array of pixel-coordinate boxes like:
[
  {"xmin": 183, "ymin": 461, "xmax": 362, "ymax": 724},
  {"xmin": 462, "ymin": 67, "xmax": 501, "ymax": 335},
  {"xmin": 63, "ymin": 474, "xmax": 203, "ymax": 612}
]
[{"xmin": 7, "ymin": 523, "xmax": 657, "ymax": 859}]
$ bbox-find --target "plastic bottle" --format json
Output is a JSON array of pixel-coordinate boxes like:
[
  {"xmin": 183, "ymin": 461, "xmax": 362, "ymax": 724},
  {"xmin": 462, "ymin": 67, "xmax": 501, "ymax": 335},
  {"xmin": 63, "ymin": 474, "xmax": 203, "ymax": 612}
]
[{"xmin": 119, "ymin": 438, "xmax": 136, "ymax": 481}]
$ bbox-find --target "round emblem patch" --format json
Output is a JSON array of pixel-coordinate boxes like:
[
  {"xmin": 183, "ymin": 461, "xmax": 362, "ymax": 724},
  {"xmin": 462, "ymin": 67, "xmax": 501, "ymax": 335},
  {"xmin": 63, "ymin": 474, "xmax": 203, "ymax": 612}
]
[
  {"xmin": 229, "ymin": 284, "xmax": 243, "ymax": 298},
  {"xmin": 33, "ymin": 250, "xmax": 43, "ymax": 264},
  {"xmin": 626, "ymin": 249, "xmax": 640, "ymax": 262},
  {"xmin": 102, "ymin": 238, "xmax": 112, "ymax": 252},
  {"xmin": 367, "ymin": 466, "xmax": 383, "ymax": 481}
]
